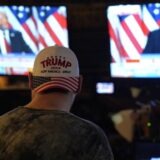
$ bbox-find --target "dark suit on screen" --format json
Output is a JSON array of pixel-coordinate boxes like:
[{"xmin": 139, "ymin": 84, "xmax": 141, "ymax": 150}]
[
  {"xmin": 0, "ymin": 29, "xmax": 32, "ymax": 54},
  {"xmin": 143, "ymin": 29, "xmax": 160, "ymax": 54},
  {"xmin": 8, "ymin": 29, "xmax": 32, "ymax": 53}
]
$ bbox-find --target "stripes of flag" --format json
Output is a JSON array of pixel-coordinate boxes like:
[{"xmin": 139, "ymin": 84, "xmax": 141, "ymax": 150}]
[
  {"xmin": 33, "ymin": 77, "xmax": 79, "ymax": 93},
  {"xmin": 0, "ymin": 5, "xmax": 68, "ymax": 54},
  {"xmin": 36, "ymin": 6, "xmax": 68, "ymax": 51},
  {"xmin": 107, "ymin": 3, "xmax": 160, "ymax": 62}
]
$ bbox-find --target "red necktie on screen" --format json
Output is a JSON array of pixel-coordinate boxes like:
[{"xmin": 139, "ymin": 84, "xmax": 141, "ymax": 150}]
[
  {"xmin": 4, "ymin": 37, "xmax": 11, "ymax": 53},
  {"xmin": 3, "ymin": 31, "xmax": 12, "ymax": 53}
]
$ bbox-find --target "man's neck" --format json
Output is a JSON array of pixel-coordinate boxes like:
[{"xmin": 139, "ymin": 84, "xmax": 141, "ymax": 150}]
[{"xmin": 25, "ymin": 92, "xmax": 75, "ymax": 112}]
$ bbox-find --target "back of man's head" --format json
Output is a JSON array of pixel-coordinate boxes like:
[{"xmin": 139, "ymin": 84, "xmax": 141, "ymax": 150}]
[{"xmin": 30, "ymin": 45, "xmax": 81, "ymax": 94}]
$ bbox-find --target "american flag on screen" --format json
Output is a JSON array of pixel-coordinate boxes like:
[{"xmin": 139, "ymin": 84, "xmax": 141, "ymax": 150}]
[
  {"xmin": 108, "ymin": 3, "xmax": 160, "ymax": 62},
  {"xmin": 36, "ymin": 6, "xmax": 68, "ymax": 50},
  {"xmin": 0, "ymin": 5, "xmax": 68, "ymax": 54},
  {"xmin": 6, "ymin": 6, "xmax": 38, "ymax": 53}
]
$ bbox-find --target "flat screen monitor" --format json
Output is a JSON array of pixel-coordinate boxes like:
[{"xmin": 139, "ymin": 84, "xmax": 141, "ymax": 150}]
[
  {"xmin": 107, "ymin": 3, "xmax": 160, "ymax": 78},
  {"xmin": 96, "ymin": 82, "xmax": 114, "ymax": 94},
  {"xmin": 0, "ymin": 5, "xmax": 69, "ymax": 75}
]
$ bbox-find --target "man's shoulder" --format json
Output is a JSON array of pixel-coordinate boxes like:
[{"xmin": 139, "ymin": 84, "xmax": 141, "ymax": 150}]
[
  {"xmin": 0, "ymin": 107, "xmax": 24, "ymax": 121},
  {"xmin": 67, "ymin": 112, "xmax": 105, "ymax": 135},
  {"xmin": 0, "ymin": 107, "xmax": 104, "ymax": 136}
]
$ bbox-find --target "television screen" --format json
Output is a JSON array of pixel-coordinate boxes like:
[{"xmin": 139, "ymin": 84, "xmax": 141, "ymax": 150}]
[
  {"xmin": 96, "ymin": 82, "xmax": 114, "ymax": 94},
  {"xmin": 0, "ymin": 5, "xmax": 68, "ymax": 75},
  {"xmin": 107, "ymin": 3, "xmax": 160, "ymax": 78}
]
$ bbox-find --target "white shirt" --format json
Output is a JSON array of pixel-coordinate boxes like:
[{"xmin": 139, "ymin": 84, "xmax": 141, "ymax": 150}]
[{"xmin": 0, "ymin": 29, "xmax": 11, "ymax": 55}]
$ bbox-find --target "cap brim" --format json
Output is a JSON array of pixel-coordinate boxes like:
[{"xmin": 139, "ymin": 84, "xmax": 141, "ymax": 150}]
[{"xmin": 33, "ymin": 76, "xmax": 79, "ymax": 93}]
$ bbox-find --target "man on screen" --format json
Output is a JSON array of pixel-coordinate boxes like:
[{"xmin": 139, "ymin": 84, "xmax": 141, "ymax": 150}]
[{"xmin": 0, "ymin": 11, "xmax": 32, "ymax": 54}]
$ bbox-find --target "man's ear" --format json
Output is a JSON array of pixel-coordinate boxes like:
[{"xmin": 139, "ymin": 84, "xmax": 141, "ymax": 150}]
[
  {"xmin": 77, "ymin": 75, "xmax": 83, "ymax": 94},
  {"xmin": 28, "ymin": 72, "xmax": 33, "ymax": 89}
]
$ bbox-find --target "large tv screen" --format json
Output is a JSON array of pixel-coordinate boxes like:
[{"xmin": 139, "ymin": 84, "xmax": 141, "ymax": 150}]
[
  {"xmin": 0, "ymin": 5, "xmax": 68, "ymax": 75},
  {"xmin": 107, "ymin": 3, "xmax": 160, "ymax": 78}
]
